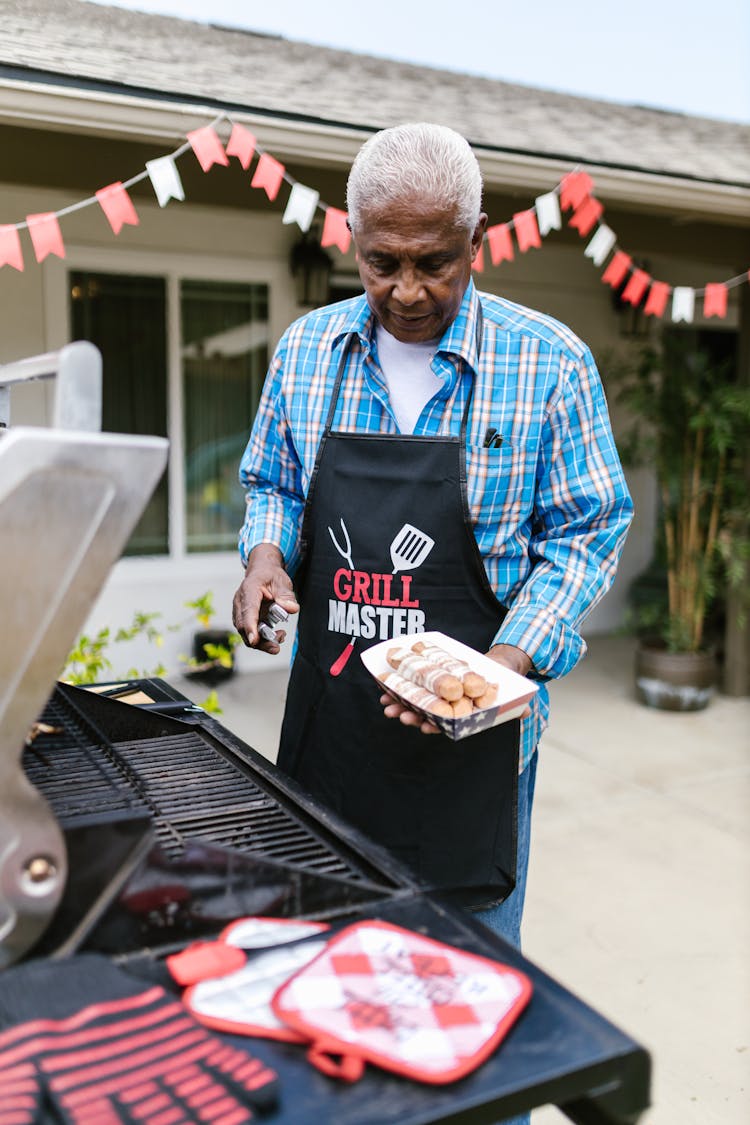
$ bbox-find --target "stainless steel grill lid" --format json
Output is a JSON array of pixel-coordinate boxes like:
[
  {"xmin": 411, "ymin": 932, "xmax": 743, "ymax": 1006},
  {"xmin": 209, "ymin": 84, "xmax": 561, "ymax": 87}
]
[{"xmin": 0, "ymin": 344, "xmax": 167, "ymax": 967}]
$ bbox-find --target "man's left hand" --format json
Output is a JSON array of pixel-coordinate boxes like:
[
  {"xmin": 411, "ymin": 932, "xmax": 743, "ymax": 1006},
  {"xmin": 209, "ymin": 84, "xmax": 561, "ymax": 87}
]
[
  {"xmin": 487, "ymin": 643, "xmax": 533, "ymax": 717},
  {"xmin": 487, "ymin": 643, "xmax": 532, "ymax": 677}
]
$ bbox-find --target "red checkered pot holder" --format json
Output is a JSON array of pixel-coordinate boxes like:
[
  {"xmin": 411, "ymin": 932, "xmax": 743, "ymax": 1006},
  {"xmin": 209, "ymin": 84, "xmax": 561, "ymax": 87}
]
[
  {"xmin": 168, "ymin": 917, "xmax": 330, "ymax": 1043},
  {"xmin": 271, "ymin": 919, "xmax": 532, "ymax": 1084}
]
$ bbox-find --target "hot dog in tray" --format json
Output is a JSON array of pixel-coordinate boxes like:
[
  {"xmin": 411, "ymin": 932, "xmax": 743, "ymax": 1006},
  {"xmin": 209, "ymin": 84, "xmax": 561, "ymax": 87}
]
[
  {"xmin": 361, "ymin": 630, "xmax": 537, "ymax": 740},
  {"xmin": 382, "ymin": 640, "xmax": 498, "ymax": 720}
]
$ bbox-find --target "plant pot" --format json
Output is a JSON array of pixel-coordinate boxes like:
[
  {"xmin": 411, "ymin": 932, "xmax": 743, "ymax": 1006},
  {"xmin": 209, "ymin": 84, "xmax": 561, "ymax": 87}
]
[
  {"xmin": 188, "ymin": 628, "xmax": 235, "ymax": 686},
  {"xmin": 634, "ymin": 642, "xmax": 717, "ymax": 712}
]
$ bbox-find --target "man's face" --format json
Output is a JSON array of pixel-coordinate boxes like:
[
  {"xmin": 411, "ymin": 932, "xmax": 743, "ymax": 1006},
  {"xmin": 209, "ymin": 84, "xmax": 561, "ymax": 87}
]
[{"xmin": 352, "ymin": 197, "xmax": 488, "ymax": 344}]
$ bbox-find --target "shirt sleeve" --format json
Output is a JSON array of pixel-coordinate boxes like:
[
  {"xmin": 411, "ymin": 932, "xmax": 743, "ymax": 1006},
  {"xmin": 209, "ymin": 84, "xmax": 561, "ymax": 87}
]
[
  {"xmin": 493, "ymin": 346, "xmax": 633, "ymax": 680},
  {"xmin": 237, "ymin": 338, "xmax": 306, "ymax": 575}
]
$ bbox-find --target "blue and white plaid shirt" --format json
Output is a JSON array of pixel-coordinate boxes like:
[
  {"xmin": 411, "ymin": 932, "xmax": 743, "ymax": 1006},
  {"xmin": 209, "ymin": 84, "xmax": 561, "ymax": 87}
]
[{"xmin": 239, "ymin": 281, "xmax": 633, "ymax": 769}]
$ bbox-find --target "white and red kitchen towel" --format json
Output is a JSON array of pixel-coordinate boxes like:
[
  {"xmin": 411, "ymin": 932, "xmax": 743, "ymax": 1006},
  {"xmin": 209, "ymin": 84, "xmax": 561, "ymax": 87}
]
[{"xmin": 170, "ymin": 917, "xmax": 531, "ymax": 1085}]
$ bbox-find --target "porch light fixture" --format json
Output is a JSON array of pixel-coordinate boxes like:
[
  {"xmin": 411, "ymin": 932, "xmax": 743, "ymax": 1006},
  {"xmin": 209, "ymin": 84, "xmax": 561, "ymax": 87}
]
[{"xmin": 289, "ymin": 227, "xmax": 334, "ymax": 307}]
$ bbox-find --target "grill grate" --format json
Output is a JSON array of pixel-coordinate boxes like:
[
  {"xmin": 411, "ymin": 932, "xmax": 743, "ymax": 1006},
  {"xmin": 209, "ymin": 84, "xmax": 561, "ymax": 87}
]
[
  {"xmin": 23, "ymin": 694, "xmax": 149, "ymax": 823},
  {"xmin": 24, "ymin": 687, "xmax": 400, "ymax": 890},
  {"xmin": 113, "ymin": 733, "xmax": 361, "ymax": 876}
]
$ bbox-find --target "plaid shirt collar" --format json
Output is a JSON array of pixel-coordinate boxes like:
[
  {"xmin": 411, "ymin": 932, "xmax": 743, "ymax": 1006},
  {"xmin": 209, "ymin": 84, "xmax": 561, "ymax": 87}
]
[{"xmin": 331, "ymin": 280, "xmax": 483, "ymax": 375}]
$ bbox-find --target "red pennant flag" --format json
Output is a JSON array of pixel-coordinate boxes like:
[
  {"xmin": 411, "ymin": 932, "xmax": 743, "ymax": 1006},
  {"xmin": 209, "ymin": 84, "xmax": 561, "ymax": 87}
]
[
  {"xmin": 225, "ymin": 123, "xmax": 256, "ymax": 170},
  {"xmin": 0, "ymin": 225, "xmax": 24, "ymax": 271},
  {"xmin": 559, "ymin": 171, "xmax": 594, "ymax": 211},
  {"xmin": 487, "ymin": 223, "xmax": 514, "ymax": 264},
  {"xmin": 621, "ymin": 269, "xmax": 651, "ymax": 306},
  {"xmin": 513, "ymin": 209, "xmax": 541, "ymax": 253},
  {"xmin": 471, "ymin": 242, "xmax": 485, "ymax": 272},
  {"xmin": 703, "ymin": 283, "xmax": 728, "ymax": 319},
  {"xmin": 601, "ymin": 251, "xmax": 632, "ymax": 289},
  {"xmin": 26, "ymin": 212, "xmax": 65, "ymax": 262},
  {"xmin": 187, "ymin": 126, "xmax": 229, "ymax": 173},
  {"xmin": 96, "ymin": 182, "xmax": 139, "ymax": 234},
  {"xmin": 643, "ymin": 280, "xmax": 670, "ymax": 318},
  {"xmin": 250, "ymin": 152, "xmax": 285, "ymax": 200},
  {"xmin": 321, "ymin": 207, "xmax": 351, "ymax": 254},
  {"xmin": 568, "ymin": 196, "xmax": 604, "ymax": 237}
]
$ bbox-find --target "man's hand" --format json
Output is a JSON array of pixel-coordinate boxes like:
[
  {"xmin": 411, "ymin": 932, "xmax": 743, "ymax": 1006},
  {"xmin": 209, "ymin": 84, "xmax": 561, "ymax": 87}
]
[
  {"xmin": 232, "ymin": 543, "xmax": 299, "ymax": 653},
  {"xmin": 486, "ymin": 643, "xmax": 533, "ymax": 678},
  {"xmin": 379, "ymin": 690, "xmax": 442, "ymax": 735},
  {"xmin": 487, "ymin": 643, "xmax": 533, "ymax": 717},
  {"xmin": 379, "ymin": 642, "xmax": 533, "ymax": 732}
]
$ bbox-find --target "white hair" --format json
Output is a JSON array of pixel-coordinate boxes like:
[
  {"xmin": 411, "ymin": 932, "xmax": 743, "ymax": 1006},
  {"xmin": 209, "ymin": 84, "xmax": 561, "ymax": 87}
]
[{"xmin": 346, "ymin": 123, "xmax": 483, "ymax": 233}]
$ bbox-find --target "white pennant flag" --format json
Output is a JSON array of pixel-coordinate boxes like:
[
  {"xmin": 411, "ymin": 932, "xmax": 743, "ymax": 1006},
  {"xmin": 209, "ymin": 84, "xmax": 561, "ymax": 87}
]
[
  {"xmin": 584, "ymin": 225, "xmax": 616, "ymax": 267},
  {"xmin": 672, "ymin": 287, "xmax": 695, "ymax": 323},
  {"xmin": 146, "ymin": 156, "xmax": 185, "ymax": 208},
  {"xmin": 534, "ymin": 191, "xmax": 561, "ymax": 236},
  {"xmin": 282, "ymin": 183, "xmax": 320, "ymax": 232}
]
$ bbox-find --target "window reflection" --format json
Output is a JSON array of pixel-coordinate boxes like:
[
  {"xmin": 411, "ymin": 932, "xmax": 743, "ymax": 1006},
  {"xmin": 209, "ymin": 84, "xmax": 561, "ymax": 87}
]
[{"xmin": 181, "ymin": 280, "xmax": 269, "ymax": 553}]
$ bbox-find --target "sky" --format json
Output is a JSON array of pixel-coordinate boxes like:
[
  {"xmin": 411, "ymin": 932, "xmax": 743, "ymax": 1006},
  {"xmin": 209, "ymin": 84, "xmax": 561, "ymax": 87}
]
[{"xmin": 89, "ymin": 0, "xmax": 750, "ymax": 124}]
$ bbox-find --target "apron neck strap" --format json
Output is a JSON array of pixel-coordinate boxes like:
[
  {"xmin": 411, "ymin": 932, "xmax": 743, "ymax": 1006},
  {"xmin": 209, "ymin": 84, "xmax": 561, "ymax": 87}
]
[
  {"xmin": 324, "ymin": 301, "xmax": 484, "ymax": 439},
  {"xmin": 323, "ymin": 331, "xmax": 359, "ymax": 433}
]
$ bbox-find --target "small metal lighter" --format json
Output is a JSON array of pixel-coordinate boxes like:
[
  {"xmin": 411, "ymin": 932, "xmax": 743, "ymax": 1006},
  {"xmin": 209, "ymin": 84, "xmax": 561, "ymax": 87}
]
[{"xmin": 258, "ymin": 602, "xmax": 289, "ymax": 644}]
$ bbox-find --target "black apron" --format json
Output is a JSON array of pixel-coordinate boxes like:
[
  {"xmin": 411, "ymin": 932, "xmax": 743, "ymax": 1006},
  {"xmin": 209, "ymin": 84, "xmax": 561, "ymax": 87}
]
[{"xmin": 278, "ymin": 322, "xmax": 519, "ymax": 909}]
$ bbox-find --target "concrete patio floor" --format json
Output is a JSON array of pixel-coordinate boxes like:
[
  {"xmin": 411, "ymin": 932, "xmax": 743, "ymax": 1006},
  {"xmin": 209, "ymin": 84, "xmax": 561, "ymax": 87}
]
[{"xmin": 174, "ymin": 633, "xmax": 750, "ymax": 1125}]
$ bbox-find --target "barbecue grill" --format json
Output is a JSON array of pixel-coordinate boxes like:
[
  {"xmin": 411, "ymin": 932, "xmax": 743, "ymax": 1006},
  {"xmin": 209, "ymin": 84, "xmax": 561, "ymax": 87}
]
[
  {"xmin": 24, "ymin": 678, "xmax": 413, "ymax": 961},
  {"xmin": 0, "ymin": 345, "xmax": 651, "ymax": 1123}
]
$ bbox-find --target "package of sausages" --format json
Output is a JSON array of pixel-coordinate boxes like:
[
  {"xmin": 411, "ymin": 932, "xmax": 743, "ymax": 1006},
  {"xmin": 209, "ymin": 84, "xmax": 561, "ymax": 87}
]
[{"xmin": 360, "ymin": 631, "xmax": 539, "ymax": 741}]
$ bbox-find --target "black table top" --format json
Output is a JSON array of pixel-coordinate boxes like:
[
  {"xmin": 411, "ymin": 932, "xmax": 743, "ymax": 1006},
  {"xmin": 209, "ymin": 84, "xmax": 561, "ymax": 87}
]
[{"xmin": 212, "ymin": 890, "xmax": 650, "ymax": 1125}]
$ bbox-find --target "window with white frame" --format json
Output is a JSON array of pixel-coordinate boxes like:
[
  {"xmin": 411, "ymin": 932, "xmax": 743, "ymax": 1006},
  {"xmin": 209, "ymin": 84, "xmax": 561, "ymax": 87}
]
[{"xmin": 70, "ymin": 270, "xmax": 269, "ymax": 556}]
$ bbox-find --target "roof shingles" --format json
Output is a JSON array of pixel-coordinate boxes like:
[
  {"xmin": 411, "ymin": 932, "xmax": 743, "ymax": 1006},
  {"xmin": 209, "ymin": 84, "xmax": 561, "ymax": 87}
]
[{"xmin": 1, "ymin": 0, "xmax": 748, "ymax": 187}]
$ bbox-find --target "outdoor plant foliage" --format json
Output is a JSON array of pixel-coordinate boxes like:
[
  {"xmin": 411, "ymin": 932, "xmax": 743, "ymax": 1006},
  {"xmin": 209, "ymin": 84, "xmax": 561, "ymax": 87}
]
[
  {"xmin": 61, "ymin": 592, "xmax": 240, "ymax": 713},
  {"xmin": 615, "ymin": 336, "xmax": 750, "ymax": 652}
]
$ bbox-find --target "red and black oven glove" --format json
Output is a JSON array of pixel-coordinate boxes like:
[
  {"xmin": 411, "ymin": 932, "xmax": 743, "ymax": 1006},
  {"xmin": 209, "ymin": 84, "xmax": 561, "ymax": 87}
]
[{"xmin": 0, "ymin": 952, "xmax": 278, "ymax": 1125}]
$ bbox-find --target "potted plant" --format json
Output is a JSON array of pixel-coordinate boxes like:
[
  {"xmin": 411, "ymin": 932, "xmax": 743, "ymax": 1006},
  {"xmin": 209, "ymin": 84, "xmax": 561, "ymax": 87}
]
[
  {"xmin": 614, "ymin": 335, "xmax": 750, "ymax": 710},
  {"xmin": 184, "ymin": 591, "xmax": 240, "ymax": 686},
  {"xmin": 62, "ymin": 594, "xmax": 238, "ymax": 709}
]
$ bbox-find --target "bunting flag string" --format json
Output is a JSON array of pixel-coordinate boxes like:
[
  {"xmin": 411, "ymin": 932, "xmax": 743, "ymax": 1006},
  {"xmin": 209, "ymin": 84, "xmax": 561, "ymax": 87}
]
[
  {"xmin": 534, "ymin": 191, "xmax": 561, "ymax": 237},
  {"xmin": 95, "ymin": 182, "xmax": 140, "ymax": 234},
  {"xmin": 26, "ymin": 212, "xmax": 65, "ymax": 262},
  {"xmin": 0, "ymin": 110, "xmax": 747, "ymax": 322},
  {"xmin": 225, "ymin": 123, "xmax": 256, "ymax": 169},
  {"xmin": 250, "ymin": 152, "xmax": 285, "ymax": 200},
  {"xmin": 282, "ymin": 183, "xmax": 320, "ymax": 232}
]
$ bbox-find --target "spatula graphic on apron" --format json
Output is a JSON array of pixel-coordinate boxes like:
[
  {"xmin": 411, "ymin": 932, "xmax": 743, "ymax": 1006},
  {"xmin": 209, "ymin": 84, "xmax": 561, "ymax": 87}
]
[{"xmin": 390, "ymin": 523, "xmax": 435, "ymax": 573}]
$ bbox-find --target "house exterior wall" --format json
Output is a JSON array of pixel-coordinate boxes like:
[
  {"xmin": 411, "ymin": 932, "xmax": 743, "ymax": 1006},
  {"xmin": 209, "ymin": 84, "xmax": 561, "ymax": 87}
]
[{"xmin": 1, "ymin": 155, "xmax": 745, "ymax": 679}]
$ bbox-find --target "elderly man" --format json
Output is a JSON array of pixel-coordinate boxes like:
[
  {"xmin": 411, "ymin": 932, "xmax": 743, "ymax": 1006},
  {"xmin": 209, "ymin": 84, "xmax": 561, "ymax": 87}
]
[{"xmin": 233, "ymin": 123, "xmax": 633, "ymax": 952}]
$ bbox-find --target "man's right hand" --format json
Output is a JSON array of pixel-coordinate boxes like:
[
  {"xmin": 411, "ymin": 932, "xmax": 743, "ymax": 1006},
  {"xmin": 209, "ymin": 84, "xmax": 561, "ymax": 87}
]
[{"xmin": 232, "ymin": 543, "xmax": 299, "ymax": 653}]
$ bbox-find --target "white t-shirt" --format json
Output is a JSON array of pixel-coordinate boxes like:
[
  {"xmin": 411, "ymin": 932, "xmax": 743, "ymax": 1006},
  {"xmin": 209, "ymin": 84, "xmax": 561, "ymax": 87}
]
[{"xmin": 375, "ymin": 323, "xmax": 442, "ymax": 434}]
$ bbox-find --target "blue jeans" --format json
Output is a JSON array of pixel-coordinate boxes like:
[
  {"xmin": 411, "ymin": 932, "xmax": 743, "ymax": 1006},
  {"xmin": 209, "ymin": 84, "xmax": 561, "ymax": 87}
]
[{"xmin": 472, "ymin": 750, "xmax": 538, "ymax": 1125}]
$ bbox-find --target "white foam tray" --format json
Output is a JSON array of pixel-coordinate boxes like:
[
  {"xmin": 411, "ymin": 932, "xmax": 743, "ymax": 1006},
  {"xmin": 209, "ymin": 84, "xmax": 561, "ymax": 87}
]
[{"xmin": 361, "ymin": 631, "xmax": 538, "ymax": 741}]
